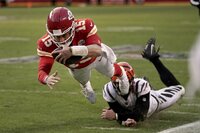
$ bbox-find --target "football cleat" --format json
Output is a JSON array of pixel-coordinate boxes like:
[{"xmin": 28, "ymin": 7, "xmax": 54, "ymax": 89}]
[
  {"xmin": 142, "ymin": 37, "xmax": 160, "ymax": 60},
  {"xmin": 80, "ymin": 82, "xmax": 96, "ymax": 104}
]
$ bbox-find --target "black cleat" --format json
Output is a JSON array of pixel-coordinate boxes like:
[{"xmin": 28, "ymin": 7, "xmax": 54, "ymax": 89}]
[{"xmin": 142, "ymin": 37, "xmax": 160, "ymax": 60}]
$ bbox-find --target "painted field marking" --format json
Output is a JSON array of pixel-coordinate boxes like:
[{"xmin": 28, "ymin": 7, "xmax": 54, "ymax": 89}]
[
  {"xmin": 83, "ymin": 126, "xmax": 138, "ymax": 131},
  {"xmin": 0, "ymin": 89, "xmax": 67, "ymax": 94},
  {"xmin": 0, "ymin": 55, "xmax": 38, "ymax": 63},
  {"xmin": 0, "ymin": 37, "xmax": 29, "ymax": 42},
  {"xmin": 181, "ymin": 103, "xmax": 200, "ymax": 108},
  {"xmin": 164, "ymin": 111, "xmax": 199, "ymax": 116},
  {"xmin": 0, "ymin": 89, "xmax": 102, "ymax": 95},
  {"xmin": 183, "ymin": 97, "xmax": 200, "ymax": 100},
  {"xmin": 99, "ymin": 26, "xmax": 154, "ymax": 32},
  {"xmin": 157, "ymin": 120, "xmax": 200, "ymax": 133},
  {"xmin": 0, "ymin": 45, "xmax": 188, "ymax": 64}
]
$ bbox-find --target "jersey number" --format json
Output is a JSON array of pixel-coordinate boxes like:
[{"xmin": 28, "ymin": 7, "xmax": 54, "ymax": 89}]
[
  {"xmin": 42, "ymin": 35, "xmax": 52, "ymax": 47},
  {"xmin": 76, "ymin": 20, "xmax": 86, "ymax": 32}
]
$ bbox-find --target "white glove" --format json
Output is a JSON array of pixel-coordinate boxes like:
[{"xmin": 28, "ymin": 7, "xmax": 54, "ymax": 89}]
[{"xmin": 45, "ymin": 71, "xmax": 60, "ymax": 89}]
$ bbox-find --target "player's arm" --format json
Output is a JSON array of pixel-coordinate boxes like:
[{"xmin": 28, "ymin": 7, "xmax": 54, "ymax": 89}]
[
  {"xmin": 53, "ymin": 44, "xmax": 102, "ymax": 62},
  {"xmin": 38, "ymin": 56, "xmax": 60, "ymax": 89},
  {"xmin": 52, "ymin": 18, "xmax": 102, "ymax": 62},
  {"xmin": 101, "ymin": 98, "xmax": 149, "ymax": 126},
  {"xmin": 116, "ymin": 92, "xmax": 150, "ymax": 122}
]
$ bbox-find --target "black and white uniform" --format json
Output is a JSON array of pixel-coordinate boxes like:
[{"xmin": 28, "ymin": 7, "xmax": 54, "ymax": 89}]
[{"xmin": 103, "ymin": 58, "xmax": 185, "ymax": 122}]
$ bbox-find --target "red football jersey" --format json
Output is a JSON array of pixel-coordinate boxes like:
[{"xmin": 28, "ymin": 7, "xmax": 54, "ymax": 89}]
[{"xmin": 37, "ymin": 18, "xmax": 101, "ymax": 84}]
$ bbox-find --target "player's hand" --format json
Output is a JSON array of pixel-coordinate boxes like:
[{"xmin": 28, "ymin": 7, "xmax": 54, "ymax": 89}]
[
  {"xmin": 52, "ymin": 45, "xmax": 72, "ymax": 63},
  {"xmin": 101, "ymin": 108, "xmax": 116, "ymax": 120},
  {"xmin": 123, "ymin": 118, "xmax": 137, "ymax": 127},
  {"xmin": 46, "ymin": 71, "xmax": 61, "ymax": 89}
]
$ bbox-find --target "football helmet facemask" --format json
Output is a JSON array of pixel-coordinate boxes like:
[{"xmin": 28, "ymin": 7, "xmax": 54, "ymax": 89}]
[{"xmin": 46, "ymin": 7, "xmax": 75, "ymax": 46}]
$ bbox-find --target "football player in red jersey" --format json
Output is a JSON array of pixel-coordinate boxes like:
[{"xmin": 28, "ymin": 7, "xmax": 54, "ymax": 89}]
[{"xmin": 37, "ymin": 7, "xmax": 129, "ymax": 104}]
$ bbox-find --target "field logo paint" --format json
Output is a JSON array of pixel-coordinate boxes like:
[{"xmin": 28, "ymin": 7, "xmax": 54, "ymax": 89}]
[{"xmin": 190, "ymin": 0, "xmax": 200, "ymax": 16}]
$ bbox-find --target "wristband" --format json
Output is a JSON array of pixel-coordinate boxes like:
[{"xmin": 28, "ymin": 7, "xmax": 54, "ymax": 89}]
[
  {"xmin": 115, "ymin": 113, "xmax": 118, "ymax": 120},
  {"xmin": 71, "ymin": 46, "xmax": 88, "ymax": 56},
  {"xmin": 44, "ymin": 76, "xmax": 49, "ymax": 84},
  {"xmin": 121, "ymin": 121, "xmax": 125, "ymax": 126}
]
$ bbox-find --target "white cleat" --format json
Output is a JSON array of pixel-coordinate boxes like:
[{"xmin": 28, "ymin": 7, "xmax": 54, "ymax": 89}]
[{"xmin": 80, "ymin": 82, "xmax": 96, "ymax": 104}]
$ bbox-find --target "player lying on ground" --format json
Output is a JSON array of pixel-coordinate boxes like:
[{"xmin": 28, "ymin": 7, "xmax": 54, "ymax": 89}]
[
  {"xmin": 37, "ymin": 7, "xmax": 129, "ymax": 104},
  {"xmin": 101, "ymin": 38, "xmax": 185, "ymax": 127}
]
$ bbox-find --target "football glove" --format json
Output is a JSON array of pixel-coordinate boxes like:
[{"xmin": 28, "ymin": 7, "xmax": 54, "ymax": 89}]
[
  {"xmin": 141, "ymin": 37, "xmax": 160, "ymax": 61},
  {"xmin": 45, "ymin": 71, "xmax": 60, "ymax": 89}
]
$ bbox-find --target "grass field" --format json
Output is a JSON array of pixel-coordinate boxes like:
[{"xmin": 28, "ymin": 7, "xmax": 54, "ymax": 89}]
[{"xmin": 0, "ymin": 3, "xmax": 200, "ymax": 133}]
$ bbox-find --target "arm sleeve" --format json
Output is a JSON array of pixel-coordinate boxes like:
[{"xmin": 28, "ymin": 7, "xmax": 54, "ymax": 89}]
[
  {"xmin": 114, "ymin": 93, "xmax": 150, "ymax": 122},
  {"xmin": 108, "ymin": 92, "xmax": 150, "ymax": 122},
  {"xmin": 38, "ymin": 56, "xmax": 54, "ymax": 84}
]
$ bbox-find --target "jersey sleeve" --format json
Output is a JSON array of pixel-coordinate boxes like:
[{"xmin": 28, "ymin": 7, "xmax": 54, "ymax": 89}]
[
  {"xmin": 37, "ymin": 34, "xmax": 55, "ymax": 84},
  {"xmin": 133, "ymin": 78, "xmax": 151, "ymax": 97},
  {"xmin": 38, "ymin": 56, "xmax": 54, "ymax": 84},
  {"xmin": 84, "ymin": 18, "xmax": 101, "ymax": 46},
  {"xmin": 103, "ymin": 82, "xmax": 117, "ymax": 103}
]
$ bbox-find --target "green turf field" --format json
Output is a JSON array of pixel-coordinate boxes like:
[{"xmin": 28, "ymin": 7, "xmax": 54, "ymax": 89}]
[{"xmin": 0, "ymin": 4, "xmax": 200, "ymax": 133}]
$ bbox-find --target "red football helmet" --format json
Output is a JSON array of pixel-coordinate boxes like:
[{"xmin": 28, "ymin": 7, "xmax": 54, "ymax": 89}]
[
  {"xmin": 46, "ymin": 7, "xmax": 75, "ymax": 46},
  {"xmin": 118, "ymin": 62, "xmax": 135, "ymax": 81}
]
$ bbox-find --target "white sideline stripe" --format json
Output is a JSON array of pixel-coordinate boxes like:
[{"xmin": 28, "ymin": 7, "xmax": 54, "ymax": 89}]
[
  {"xmin": 157, "ymin": 120, "xmax": 200, "ymax": 133},
  {"xmin": 83, "ymin": 126, "xmax": 138, "ymax": 131},
  {"xmin": 0, "ymin": 37, "xmax": 29, "ymax": 42}
]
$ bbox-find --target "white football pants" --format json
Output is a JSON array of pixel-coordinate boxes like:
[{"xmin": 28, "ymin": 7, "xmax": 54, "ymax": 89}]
[
  {"xmin": 147, "ymin": 85, "xmax": 185, "ymax": 117},
  {"xmin": 68, "ymin": 43, "xmax": 116, "ymax": 86}
]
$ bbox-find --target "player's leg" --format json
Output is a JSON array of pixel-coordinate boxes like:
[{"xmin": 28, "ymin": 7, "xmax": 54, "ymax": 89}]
[
  {"xmin": 142, "ymin": 38, "xmax": 185, "ymax": 114},
  {"xmin": 95, "ymin": 43, "xmax": 130, "ymax": 95},
  {"xmin": 142, "ymin": 37, "xmax": 180, "ymax": 86},
  {"xmin": 68, "ymin": 66, "xmax": 96, "ymax": 104},
  {"xmin": 155, "ymin": 85, "xmax": 185, "ymax": 111}
]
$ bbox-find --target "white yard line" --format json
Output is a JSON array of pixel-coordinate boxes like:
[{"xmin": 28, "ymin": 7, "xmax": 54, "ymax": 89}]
[
  {"xmin": 99, "ymin": 26, "xmax": 154, "ymax": 32},
  {"xmin": 181, "ymin": 103, "xmax": 200, "ymax": 108},
  {"xmin": 183, "ymin": 97, "xmax": 200, "ymax": 100},
  {"xmin": 164, "ymin": 111, "xmax": 199, "ymax": 116},
  {"xmin": 83, "ymin": 126, "xmax": 138, "ymax": 131},
  {"xmin": 0, "ymin": 89, "xmax": 68, "ymax": 94},
  {"xmin": 0, "ymin": 89, "xmax": 102, "ymax": 95},
  {"xmin": 157, "ymin": 120, "xmax": 200, "ymax": 133},
  {"xmin": 0, "ymin": 55, "xmax": 38, "ymax": 63},
  {"xmin": 0, "ymin": 37, "xmax": 29, "ymax": 42}
]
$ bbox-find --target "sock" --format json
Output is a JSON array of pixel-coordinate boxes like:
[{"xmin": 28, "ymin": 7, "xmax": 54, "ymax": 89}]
[
  {"xmin": 151, "ymin": 58, "xmax": 180, "ymax": 86},
  {"xmin": 113, "ymin": 63, "xmax": 123, "ymax": 77}
]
